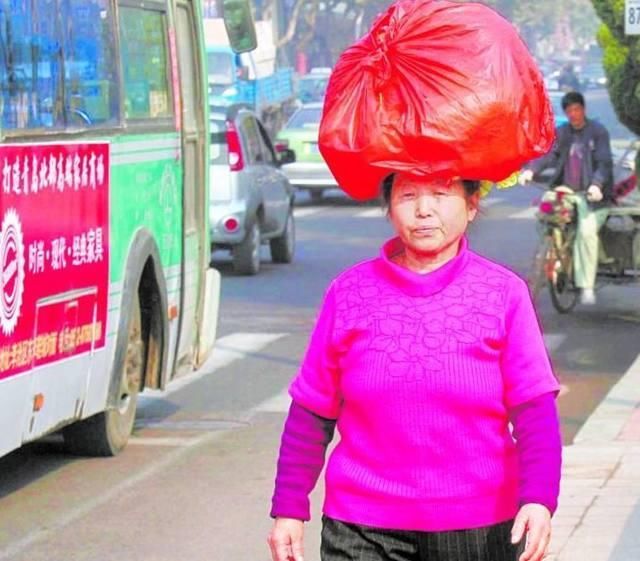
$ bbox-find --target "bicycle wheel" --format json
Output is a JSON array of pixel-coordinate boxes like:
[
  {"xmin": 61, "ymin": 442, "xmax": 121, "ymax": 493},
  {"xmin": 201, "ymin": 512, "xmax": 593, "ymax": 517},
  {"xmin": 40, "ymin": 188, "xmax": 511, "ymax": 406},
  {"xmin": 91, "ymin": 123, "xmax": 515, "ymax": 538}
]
[
  {"xmin": 548, "ymin": 242, "xmax": 578, "ymax": 314},
  {"xmin": 529, "ymin": 237, "xmax": 551, "ymax": 300}
]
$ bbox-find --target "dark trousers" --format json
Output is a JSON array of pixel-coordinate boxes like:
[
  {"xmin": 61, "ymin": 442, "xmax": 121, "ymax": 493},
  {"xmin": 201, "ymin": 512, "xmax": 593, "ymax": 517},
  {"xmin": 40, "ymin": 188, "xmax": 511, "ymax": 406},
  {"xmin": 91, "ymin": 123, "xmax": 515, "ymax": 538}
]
[{"xmin": 320, "ymin": 516, "xmax": 525, "ymax": 561}]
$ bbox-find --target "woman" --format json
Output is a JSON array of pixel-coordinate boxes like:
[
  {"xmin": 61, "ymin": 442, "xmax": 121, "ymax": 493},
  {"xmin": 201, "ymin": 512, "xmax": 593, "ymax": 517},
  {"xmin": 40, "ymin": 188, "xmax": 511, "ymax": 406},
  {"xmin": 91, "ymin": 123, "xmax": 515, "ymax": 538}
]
[{"xmin": 268, "ymin": 173, "xmax": 562, "ymax": 561}]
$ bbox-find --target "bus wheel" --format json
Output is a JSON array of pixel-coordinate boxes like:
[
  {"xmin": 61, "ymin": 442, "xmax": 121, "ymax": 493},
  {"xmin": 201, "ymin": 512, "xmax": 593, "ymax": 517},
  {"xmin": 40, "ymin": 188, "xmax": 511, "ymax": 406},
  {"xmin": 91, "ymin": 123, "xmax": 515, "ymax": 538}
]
[{"xmin": 63, "ymin": 292, "xmax": 144, "ymax": 456}]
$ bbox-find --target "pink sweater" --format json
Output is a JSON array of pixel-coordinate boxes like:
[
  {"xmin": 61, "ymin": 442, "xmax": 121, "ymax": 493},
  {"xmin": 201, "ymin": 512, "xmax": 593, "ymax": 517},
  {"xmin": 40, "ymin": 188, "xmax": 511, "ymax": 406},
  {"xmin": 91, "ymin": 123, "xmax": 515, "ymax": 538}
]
[{"xmin": 288, "ymin": 237, "xmax": 561, "ymax": 532}]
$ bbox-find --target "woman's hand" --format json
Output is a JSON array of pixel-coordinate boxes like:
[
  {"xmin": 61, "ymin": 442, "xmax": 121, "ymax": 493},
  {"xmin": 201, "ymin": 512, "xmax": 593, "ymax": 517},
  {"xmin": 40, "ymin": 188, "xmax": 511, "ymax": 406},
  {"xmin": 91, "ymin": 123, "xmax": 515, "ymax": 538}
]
[
  {"xmin": 267, "ymin": 517, "xmax": 305, "ymax": 561},
  {"xmin": 511, "ymin": 503, "xmax": 552, "ymax": 561}
]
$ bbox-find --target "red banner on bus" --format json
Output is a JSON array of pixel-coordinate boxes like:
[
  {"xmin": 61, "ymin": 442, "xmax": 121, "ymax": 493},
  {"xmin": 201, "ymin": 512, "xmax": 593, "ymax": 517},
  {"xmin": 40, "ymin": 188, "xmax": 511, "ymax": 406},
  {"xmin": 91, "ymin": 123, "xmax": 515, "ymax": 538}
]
[{"xmin": 0, "ymin": 142, "xmax": 109, "ymax": 380}]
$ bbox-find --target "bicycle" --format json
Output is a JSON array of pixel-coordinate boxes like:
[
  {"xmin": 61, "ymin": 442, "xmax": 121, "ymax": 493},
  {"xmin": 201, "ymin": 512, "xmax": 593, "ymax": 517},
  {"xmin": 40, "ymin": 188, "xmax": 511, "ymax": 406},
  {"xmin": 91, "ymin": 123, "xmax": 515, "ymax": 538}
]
[{"xmin": 530, "ymin": 186, "xmax": 580, "ymax": 313}]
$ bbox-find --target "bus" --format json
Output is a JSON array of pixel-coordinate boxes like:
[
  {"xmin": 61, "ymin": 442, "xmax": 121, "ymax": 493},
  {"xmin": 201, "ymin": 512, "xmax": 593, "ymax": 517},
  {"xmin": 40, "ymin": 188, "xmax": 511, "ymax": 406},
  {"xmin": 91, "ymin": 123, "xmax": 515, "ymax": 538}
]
[{"xmin": 0, "ymin": 0, "xmax": 256, "ymax": 458}]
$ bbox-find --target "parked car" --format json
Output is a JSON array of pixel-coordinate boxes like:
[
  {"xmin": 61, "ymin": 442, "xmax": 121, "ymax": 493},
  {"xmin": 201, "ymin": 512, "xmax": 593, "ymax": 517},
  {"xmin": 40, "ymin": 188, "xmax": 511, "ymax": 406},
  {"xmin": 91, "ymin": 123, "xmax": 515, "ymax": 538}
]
[
  {"xmin": 210, "ymin": 105, "xmax": 296, "ymax": 275},
  {"xmin": 276, "ymin": 102, "xmax": 338, "ymax": 202}
]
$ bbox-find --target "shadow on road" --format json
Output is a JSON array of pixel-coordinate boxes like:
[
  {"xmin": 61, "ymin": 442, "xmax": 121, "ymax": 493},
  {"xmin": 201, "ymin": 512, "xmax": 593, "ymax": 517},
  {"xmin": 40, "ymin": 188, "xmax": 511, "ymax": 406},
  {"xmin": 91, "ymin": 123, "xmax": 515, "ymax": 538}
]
[{"xmin": 0, "ymin": 437, "xmax": 72, "ymax": 500}]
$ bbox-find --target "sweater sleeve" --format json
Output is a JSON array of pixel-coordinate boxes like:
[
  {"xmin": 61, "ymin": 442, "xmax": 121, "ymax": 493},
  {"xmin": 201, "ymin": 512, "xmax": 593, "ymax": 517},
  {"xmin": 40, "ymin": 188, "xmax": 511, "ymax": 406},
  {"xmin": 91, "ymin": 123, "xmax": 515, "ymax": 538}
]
[
  {"xmin": 501, "ymin": 278, "xmax": 560, "ymax": 408},
  {"xmin": 510, "ymin": 392, "xmax": 563, "ymax": 515},
  {"xmin": 270, "ymin": 401, "xmax": 337, "ymax": 521},
  {"xmin": 289, "ymin": 283, "xmax": 342, "ymax": 419}
]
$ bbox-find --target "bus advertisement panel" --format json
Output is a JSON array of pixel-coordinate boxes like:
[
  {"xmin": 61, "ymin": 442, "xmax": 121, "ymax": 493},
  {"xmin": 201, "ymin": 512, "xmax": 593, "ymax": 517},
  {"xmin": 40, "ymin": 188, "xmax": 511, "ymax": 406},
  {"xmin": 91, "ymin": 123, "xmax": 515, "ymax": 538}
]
[{"xmin": 0, "ymin": 143, "xmax": 109, "ymax": 380}]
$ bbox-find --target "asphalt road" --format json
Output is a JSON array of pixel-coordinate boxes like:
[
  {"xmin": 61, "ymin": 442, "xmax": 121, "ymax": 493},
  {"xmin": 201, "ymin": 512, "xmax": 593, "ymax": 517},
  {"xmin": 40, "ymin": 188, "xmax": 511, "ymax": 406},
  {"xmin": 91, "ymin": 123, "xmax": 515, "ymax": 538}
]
[
  {"xmin": 0, "ymin": 186, "xmax": 639, "ymax": 560},
  {"xmin": 583, "ymin": 88, "xmax": 634, "ymax": 144}
]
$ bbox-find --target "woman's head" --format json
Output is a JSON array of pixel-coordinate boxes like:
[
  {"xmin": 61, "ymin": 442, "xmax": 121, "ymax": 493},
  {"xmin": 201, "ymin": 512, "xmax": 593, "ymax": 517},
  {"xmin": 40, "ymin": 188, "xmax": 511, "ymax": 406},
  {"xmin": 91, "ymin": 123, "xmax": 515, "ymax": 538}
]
[{"xmin": 382, "ymin": 173, "xmax": 480, "ymax": 260}]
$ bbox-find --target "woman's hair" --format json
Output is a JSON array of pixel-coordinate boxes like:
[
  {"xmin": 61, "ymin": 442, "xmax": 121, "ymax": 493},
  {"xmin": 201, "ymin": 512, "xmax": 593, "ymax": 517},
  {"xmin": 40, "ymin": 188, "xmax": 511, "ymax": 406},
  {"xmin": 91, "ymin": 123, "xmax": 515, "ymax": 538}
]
[{"xmin": 381, "ymin": 173, "xmax": 481, "ymax": 207}]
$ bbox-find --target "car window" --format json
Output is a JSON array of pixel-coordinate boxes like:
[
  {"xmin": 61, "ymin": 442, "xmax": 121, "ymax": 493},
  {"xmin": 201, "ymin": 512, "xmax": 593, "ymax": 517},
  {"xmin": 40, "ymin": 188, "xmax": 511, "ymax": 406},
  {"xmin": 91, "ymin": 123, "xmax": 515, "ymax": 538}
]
[
  {"xmin": 298, "ymin": 77, "xmax": 328, "ymax": 103},
  {"xmin": 286, "ymin": 107, "xmax": 322, "ymax": 129},
  {"xmin": 241, "ymin": 115, "xmax": 264, "ymax": 164},
  {"xmin": 257, "ymin": 121, "xmax": 276, "ymax": 164},
  {"xmin": 210, "ymin": 119, "xmax": 228, "ymax": 165},
  {"xmin": 208, "ymin": 51, "xmax": 234, "ymax": 86}
]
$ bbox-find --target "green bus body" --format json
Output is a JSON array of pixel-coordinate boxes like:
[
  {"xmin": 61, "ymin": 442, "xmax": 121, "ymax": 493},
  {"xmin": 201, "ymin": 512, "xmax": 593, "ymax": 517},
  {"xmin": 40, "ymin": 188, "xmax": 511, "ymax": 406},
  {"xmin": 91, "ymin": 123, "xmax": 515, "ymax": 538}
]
[{"xmin": 0, "ymin": 0, "xmax": 220, "ymax": 458}]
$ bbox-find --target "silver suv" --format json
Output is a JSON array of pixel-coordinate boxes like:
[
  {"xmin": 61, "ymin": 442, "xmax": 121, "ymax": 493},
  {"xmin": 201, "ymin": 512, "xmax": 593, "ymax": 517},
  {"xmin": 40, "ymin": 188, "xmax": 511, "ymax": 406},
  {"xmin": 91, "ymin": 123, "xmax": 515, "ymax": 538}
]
[{"xmin": 210, "ymin": 106, "xmax": 296, "ymax": 275}]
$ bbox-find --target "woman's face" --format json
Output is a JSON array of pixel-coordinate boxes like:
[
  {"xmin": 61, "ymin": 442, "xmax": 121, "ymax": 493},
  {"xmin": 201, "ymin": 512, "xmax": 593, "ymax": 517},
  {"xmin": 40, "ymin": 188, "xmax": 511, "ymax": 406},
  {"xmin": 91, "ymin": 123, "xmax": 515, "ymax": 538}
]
[{"xmin": 388, "ymin": 174, "xmax": 478, "ymax": 258}]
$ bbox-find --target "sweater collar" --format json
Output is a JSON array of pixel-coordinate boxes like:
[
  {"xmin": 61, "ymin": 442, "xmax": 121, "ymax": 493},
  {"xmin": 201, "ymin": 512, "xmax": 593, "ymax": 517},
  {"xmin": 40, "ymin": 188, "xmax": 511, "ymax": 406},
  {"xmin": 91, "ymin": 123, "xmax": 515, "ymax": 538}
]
[{"xmin": 376, "ymin": 237, "xmax": 470, "ymax": 297}]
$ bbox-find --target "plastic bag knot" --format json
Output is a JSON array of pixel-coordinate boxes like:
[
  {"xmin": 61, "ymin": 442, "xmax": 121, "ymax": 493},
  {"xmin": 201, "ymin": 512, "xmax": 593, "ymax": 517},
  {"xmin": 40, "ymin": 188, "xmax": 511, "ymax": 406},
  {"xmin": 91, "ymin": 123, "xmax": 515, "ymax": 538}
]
[{"xmin": 362, "ymin": 31, "xmax": 392, "ymax": 91}]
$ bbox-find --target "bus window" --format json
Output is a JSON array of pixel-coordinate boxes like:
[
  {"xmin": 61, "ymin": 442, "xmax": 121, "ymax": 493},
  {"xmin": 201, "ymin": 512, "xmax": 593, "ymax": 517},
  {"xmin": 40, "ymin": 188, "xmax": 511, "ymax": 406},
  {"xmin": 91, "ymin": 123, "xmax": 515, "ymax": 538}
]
[
  {"xmin": 118, "ymin": 6, "xmax": 173, "ymax": 121},
  {"xmin": 0, "ymin": 1, "xmax": 62, "ymax": 129},
  {"xmin": 0, "ymin": 0, "xmax": 119, "ymax": 130},
  {"xmin": 61, "ymin": 0, "xmax": 119, "ymax": 127}
]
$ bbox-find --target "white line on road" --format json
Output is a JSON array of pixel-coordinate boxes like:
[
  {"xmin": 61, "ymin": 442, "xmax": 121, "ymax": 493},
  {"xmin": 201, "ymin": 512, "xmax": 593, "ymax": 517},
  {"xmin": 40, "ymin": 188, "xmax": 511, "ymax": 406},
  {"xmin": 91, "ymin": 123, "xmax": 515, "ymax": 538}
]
[
  {"xmin": 573, "ymin": 352, "xmax": 640, "ymax": 443},
  {"xmin": 510, "ymin": 207, "xmax": 538, "ymax": 219},
  {"xmin": 128, "ymin": 436, "xmax": 199, "ymax": 447},
  {"xmin": 294, "ymin": 207, "xmax": 324, "ymax": 218},
  {"xmin": 544, "ymin": 333, "xmax": 567, "ymax": 353},
  {"xmin": 356, "ymin": 208, "xmax": 385, "ymax": 218},
  {"xmin": 0, "ymin": 431, "xmax": 216, "ymax": 561},
  {"xmin": 139, "ymin": 332, "xmax": 287, "ymax": 402},
  {"xmin": 481, "ymin": 198, "xmax": 502, "ymax": 208},
  {"xmin": 254, "ymin": 388, "xmax": 292, "ymax": 413}
]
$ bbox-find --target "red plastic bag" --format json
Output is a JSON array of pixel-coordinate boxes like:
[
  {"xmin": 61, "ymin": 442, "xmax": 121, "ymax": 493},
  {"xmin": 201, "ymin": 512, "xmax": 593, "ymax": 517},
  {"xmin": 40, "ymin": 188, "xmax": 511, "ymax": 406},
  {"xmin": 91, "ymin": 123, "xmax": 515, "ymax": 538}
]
[{"xmin": 319, "ymin": 0, "xmax": 555, "ymax": 201}]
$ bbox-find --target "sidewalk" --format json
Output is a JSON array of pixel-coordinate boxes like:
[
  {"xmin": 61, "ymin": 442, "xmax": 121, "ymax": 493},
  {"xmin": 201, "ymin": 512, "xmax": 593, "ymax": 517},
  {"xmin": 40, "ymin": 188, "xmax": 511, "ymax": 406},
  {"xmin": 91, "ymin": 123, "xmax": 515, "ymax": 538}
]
[{"xmin": 549, "ymin": 355, "xmax": 640, "ymax": 561}]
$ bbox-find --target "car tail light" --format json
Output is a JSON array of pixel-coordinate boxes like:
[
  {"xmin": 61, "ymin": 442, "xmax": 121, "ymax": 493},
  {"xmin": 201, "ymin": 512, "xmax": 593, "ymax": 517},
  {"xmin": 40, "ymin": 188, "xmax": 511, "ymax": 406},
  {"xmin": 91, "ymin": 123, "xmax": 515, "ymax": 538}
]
[
  {"xmin": 223, "ymin": 217, "xmax": 240, "ymax": 232},
  {"xmin": 226, "ymin": 121, "xmax": 244, "ymax": 172}
]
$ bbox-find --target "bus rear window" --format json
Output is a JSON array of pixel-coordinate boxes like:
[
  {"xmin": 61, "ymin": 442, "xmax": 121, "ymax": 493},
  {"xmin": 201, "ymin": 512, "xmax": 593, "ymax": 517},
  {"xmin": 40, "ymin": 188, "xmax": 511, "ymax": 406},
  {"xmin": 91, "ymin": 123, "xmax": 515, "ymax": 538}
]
[
  {"xmin": 119, "ymin": 7, "xmax": 173, "ymax": 121},
  {"xmin": 0, "ymin": 0, "xmax": 119, "ymax": 130}
]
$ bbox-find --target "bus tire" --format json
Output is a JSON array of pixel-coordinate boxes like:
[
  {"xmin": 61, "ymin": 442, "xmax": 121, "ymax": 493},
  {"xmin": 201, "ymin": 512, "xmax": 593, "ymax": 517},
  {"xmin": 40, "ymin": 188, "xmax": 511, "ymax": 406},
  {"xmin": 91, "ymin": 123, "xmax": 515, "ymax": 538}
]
[{"xmin": 63, "ymin": 292, "xmax": 144, "ymax": 456}]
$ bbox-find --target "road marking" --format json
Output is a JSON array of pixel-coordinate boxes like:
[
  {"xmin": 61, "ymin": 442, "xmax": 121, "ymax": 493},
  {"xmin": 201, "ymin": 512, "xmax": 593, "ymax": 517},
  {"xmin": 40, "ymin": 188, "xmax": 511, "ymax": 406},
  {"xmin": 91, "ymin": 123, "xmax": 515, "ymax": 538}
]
[
  {"xmin": 544, "ymin": 333, "xmax": 567, "ymax": 353},
  {"xmin": 254, "ymin": 388, "xmax": 292, "ymax": 413},
  {"xmin": 294, "ymin": 207, "xmax": 324, "ymax": 218},
  {"xmin": 139, "ymin": 332, "xmax": 287, "ymax": 402},
  {"xmin": 356, "ymin": 208, "xmax": 385, "ymax": 218},
  {"xmin": 480, "ymin": 198, "xmax": 502, "ymax": 208},
  {"xmin": 128, "ymin": 436, "xmax": 200, "ymax": 447},
  {"xmin": 0, "ymin": 431, "xmax": 217, "ymax": 561},
  {"xmin": 573, "ymin": 352, "xmax": 640, "ymax": 443},
  {"xmin": 510, "ymin": 207, "xmax": 538, "ymax": 219}
]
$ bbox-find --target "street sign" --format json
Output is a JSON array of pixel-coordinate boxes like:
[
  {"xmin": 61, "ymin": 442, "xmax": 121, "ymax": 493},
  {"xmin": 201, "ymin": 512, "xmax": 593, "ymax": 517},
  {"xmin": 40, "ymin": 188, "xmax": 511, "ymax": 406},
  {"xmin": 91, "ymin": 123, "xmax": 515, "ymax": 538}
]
[{"xmin": 626, "ymin": 0, "xmax": 640, "ymax": 35}]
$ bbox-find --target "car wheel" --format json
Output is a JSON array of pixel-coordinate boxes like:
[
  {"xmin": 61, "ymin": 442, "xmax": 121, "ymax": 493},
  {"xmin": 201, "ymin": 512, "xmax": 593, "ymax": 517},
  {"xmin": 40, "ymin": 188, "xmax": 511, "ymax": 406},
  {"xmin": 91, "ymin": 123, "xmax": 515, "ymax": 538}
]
[
  {"xmin": 270, "ymin": 209, "xmax": 295, "ymax": 264},
  {"xmin": 310, "ymin": 190, "xmax": 324, "ymax": 203},
  {"xmin": 233, "ymin": 221, "xmax": 261, "ymax": 275}
]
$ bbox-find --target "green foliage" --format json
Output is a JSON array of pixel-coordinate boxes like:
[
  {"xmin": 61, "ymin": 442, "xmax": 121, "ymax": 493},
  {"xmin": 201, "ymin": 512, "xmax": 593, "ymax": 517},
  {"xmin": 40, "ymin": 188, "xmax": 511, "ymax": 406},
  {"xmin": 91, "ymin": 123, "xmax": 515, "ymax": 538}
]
[
  {"xmin": 591, "ymin": 0, "xmax": 626, "ymax": 40},
  {"xmin": 591, "ymin": 0, "xmax": 640, "ymax": 135},
  {"xmin": 597, "ymin": 24, "xmax": 628, "ymax": 73}
]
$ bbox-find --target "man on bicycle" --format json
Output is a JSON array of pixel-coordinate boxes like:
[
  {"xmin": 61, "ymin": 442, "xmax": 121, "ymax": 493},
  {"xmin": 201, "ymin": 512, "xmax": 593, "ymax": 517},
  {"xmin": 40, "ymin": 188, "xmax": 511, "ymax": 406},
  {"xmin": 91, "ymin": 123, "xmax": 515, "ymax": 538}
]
[{"xmin": 520, "ymin": 91, "xmax": 614, "ymax": 305}]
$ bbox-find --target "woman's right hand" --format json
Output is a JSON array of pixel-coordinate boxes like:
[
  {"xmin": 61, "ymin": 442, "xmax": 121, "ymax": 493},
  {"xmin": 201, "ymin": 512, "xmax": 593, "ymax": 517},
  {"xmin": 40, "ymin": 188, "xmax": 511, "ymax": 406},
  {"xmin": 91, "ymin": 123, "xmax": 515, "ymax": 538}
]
[{"xmin": 267, "ymin": 517, "xmax": 305, "ymax": 561}]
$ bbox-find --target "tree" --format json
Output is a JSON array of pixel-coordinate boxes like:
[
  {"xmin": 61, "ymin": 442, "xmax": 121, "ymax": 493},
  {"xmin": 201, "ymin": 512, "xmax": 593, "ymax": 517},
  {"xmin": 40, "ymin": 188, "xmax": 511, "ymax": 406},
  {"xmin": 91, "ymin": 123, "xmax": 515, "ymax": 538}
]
[{"xmin": 591, "ymin": 0, "xmax": 640, "ymax": 146}]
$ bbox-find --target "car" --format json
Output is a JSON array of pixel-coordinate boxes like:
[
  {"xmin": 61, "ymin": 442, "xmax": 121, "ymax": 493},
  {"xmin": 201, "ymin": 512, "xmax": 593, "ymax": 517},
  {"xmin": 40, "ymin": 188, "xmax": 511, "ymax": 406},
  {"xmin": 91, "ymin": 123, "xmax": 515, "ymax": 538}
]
[
  {"xmin": 295, "ymin": 69, "xmax": 331, "ymax": 104},
  {"xmin": 210, "ymin": 105, "xmax": 297, "ymax": 275},
  {"xmin": 275, "ymin": 102, "xmax": 338, "ymax": 202},
  {"xmin": 580, "ymin": 64, "xmax": 607, "ymax": 89}
]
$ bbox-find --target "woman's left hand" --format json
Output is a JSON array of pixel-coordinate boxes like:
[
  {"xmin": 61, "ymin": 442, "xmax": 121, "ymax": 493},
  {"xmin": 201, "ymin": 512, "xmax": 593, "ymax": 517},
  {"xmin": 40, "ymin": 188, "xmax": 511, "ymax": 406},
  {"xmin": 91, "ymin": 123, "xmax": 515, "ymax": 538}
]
[{"xmin": 511, "ymin": 503, "xmax": 552, "ymax": 561}]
